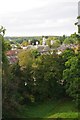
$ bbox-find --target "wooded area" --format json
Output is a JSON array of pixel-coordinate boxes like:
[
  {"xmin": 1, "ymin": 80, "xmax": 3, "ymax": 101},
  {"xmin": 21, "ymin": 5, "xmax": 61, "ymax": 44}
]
[{"xmin": 0, "ymin": 26, "xmax": 80, "ymax": 119}]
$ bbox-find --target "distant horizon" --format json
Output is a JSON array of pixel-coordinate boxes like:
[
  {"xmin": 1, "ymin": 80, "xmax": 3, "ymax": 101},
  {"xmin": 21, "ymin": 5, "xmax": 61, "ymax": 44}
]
[{"xmin": 5, "ymin": 34, "xmax": 70, "ymax": 37}]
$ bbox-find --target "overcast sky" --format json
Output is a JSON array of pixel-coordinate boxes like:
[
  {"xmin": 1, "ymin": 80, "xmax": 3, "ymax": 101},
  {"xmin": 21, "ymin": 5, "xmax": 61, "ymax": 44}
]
[{"xmin": 0, "ymin": 0, "xmax": 79, "ymax": 36}]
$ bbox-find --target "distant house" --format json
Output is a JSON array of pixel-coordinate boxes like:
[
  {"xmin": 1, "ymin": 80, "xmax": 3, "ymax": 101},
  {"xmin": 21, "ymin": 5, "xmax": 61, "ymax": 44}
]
[
  {"xmin": 42, "ymin": 37, "xmax": 47, "ymax": 45},
  {"xmin": 20, "ymin": 44, "xmax": 50, "ymax": 53},
  {"xmin": 6, "ymin": 50, "xmax": 19, "ymax": 64},
  {"xmin": 11, "ymin": 44, "xmax": 17, "ymax": 50},
  {"xmin": 57, "ymin": 44, "xmax": 77, "ymax": 53},
  {"xmin": 22, "ymin": 46, "xmax": 27, "ymax": 49},
  {"xmin": 36, "ymin": 45, "xmax": 50, "ymax": 54}
]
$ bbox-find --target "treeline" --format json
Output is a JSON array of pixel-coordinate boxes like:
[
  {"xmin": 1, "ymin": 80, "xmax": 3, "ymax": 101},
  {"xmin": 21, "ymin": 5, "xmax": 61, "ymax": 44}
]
[
  {"xmin": 1, "ymin": 27, "xmax": 80, "ymax": 118},
  {"xmin": 4, "ymin": 33, "xmax": 79, "ymax": 50}
]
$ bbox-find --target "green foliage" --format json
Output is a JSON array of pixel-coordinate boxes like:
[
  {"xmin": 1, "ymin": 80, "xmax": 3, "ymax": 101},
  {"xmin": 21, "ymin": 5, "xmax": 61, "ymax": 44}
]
[
  {"xmin": 52, "ymin": 39, "xmax": 61, "ymax": 48},
  {"xmin": 4, "ymin": 40, "xmax": 11, "ymax": 50},
  {"xmin": 59, "ymin": 35, "xmax": 66, "ymax": 44},
  {"xmin": 18, "ymin": 50, "xmax": 33, "ymax": 68},
  {"xmin": 16, "ymin": 43, "xmax": 22, "ymax": 49},
  {"xmin": 1, "ymin": 27, "xmax": 22, "ymax": 118},
  {"xmin": 2, "ymin": 27, "xmax": 79, "ymax": 118},
  {"xmin": 0, "ymin": 26, "xmax": 9, "ymax": 99},
  {"xmin": 63, "ymin": 37, "xmax": 75, "ymax": 44},
  {"xmin": 33, "ymin": 53, "xmax": 65, "ymax": 101},
  {"xmin": 31, "ymin": 49, "xmax": 40, "ymax": 58},
  {"xmin": 17, "ymin": 50, "xmax": 65, "ymax": 102},
  {"xmin": 21, "ymin": 41, "xmax": 29, "ymax": 46},
  {"xmin": 0, "ymin": 27, "xmax": 9, "ymax": 65},
  {"xmin": 63, "ymin": 54, "xmax": 80, "ymax": 107},
  {"xmin": 63, "ymin": 33, "xmax": 79, "ymax": 44},
  {"xmin": 30, "ymin": 39, "xmax": 40, "ymax": 45},
  {"xmin": 20, "ymin": 99, "xmax": 78, "ymax": 118},
  {"xmin": 0, "ymin": 26, "xmax": 6, "ymax": 36},
  {"xmin": 46, "ymin": 37, "xmax": 61, "ymax": 48},
  {"xmin": 62, "ymin": 48, "xmax": 75, "ymax": 61}
]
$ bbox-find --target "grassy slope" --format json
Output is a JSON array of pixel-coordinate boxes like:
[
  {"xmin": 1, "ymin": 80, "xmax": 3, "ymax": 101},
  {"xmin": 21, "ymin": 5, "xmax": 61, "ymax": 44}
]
[{"xmin": 20, "ymin": 99, "xmax": 79, "ymax": 118}]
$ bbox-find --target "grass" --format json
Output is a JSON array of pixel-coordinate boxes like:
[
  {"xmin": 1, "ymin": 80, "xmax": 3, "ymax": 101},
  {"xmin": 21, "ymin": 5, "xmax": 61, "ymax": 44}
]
[{"xmin": 19, "ymin": 98, "xmax": 79, "ymax": 119}]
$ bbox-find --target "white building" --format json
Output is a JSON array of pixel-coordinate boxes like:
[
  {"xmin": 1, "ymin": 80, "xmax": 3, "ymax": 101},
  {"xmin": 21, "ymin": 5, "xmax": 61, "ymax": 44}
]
[
  {"xmin": 51, "ymin": 40, "xmax": 54, "ymax": 45},
  {"xmin": 42, "ymin": 37, "xmax": 46, "ymax": 45}
]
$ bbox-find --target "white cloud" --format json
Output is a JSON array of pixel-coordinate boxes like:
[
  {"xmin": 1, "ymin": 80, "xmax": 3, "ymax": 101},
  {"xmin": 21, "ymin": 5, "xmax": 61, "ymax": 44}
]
[
  {"xmin": 0, "ymin": 0, "xmax": 51, "ymax": 14},
  {"xmin": 0, "ymin": 0, "xmax": 78, "ymax": 36}
]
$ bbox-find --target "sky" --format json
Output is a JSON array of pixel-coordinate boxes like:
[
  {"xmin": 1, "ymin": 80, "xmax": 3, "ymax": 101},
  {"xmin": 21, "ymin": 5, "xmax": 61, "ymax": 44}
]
[{"xmin": 0, "ymin": 0, "xmax": 79, "ymax": 36}]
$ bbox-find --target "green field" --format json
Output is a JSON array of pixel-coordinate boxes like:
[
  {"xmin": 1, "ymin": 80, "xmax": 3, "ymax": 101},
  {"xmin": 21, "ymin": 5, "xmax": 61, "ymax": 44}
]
[{"xmin": 20, "ymin": 99, "xmax": 79, "ymax": 119}]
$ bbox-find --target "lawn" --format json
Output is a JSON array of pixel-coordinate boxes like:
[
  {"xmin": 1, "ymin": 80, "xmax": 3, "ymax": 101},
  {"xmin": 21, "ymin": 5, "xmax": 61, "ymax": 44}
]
[{"xmin": 19, "ymin": 98, "xmax": 79, "ymax": 119}]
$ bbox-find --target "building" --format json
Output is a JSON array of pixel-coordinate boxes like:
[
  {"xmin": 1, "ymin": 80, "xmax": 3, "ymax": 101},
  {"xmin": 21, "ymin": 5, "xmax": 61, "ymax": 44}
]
[
  {"xmin": 6, "ymin": 50, "xmax": 19, "ymax": 64},
  {"xmin": 78, "ymin": 1, "xmax": 80, "ymax": 34},
  {"xmin": 75, "ymin": 1, "xmax": 80, "ymax": 35},
  {"xmin": 42, "ymin": 37, "xmax": 47, "ymax": 45}
]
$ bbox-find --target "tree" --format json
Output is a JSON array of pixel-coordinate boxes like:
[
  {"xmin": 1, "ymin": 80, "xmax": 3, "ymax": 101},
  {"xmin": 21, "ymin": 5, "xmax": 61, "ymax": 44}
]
[
  {"xmin": 59, "ymin": 35, "xmax": 66, "ymax": 44},
  {"xmin": 63, "ymin": 53, "xmax": 80, "ymax": 107},
  {"xmin": 63, "ymin": 33, "xmax": 79, "ymax": 45},
  {"xmin": 62, "ymin": 48, "xmax": 75, "ymax": 61},
  {"xmin": 0, "ymin": 27, "xmax": 8, "ymax": 65},
  {"xmin": 18, "ymin": 49, "xmax": 65, "ymax": 102},
  {"xmin": 31, "ymin": 49, "xmax": 40, "ymax": 58},
  {"xmin": 33, "ymin": 52, "xmax": 65, "ymax": 101},
  {"xmin": 18, "ymin": 50, "xmax": 33, "ymax": 68},
  {"xmin": 46, "ymin": 37, "xmax": 61, "ymax": 48},
  {"xmin": 1, "ymin": 27, "xmax": 21, "ymax": 118},
  {"xmin": 18, "ymin": 49, "xmax": 36, "ymax": 103},
  {"xmin": 4, "ymin": 40, "xmax": 11, "ymax": 50},
  {"xmin": 21, "ymin": 41, "xmax": 29, "ymax": 46},
  {"xmin": 0, "ymin": 26, "xmax": 6, "ymax": 36},
  {"xmin": 30, "ymin": 39, "xmax": 40, "ymax": 45}
]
